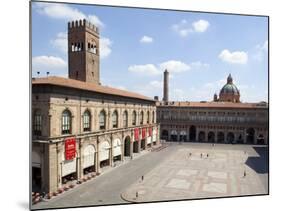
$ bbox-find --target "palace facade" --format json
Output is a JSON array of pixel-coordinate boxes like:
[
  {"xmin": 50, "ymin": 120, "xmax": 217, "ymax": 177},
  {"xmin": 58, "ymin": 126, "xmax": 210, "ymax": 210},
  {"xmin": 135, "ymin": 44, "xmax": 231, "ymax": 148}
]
[
  {"xmin": 32, "ymin": 19, "xmax": 159, "ymax": 194},
  {"xmin": 157, "ymin": 74, "xmax": 268, "ymax": 145}
]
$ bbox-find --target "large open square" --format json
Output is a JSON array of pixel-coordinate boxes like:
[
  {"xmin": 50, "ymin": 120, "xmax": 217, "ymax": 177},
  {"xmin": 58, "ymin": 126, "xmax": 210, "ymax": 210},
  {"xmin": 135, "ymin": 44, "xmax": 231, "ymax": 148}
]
[{"xmin": 32, "ymin": 143, "xmax": 268, "ymax": 209}]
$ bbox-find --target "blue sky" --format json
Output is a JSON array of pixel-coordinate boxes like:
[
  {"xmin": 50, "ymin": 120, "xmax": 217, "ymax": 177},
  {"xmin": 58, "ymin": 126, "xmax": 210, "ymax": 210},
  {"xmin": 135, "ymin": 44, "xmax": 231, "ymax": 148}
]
[{"xmin": 32, "ymin": 2, "xmax": 268, "ymax": 102}]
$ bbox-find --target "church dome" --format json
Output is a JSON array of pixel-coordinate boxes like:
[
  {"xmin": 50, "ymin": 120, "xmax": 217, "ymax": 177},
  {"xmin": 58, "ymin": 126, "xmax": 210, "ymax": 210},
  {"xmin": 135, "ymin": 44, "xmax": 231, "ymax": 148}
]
[{"xmin": 219, "ymin": 74, "xmax": 240, "ymax": 102}]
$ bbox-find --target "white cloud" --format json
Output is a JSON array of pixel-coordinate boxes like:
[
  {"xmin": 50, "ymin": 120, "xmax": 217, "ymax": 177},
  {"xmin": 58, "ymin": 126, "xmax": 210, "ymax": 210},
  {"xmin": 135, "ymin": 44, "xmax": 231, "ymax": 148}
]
[
  {"xmin": 171, "ymin": 88, "xmax": 186, "ymax": 101},
  {"xmin": 128, "ymin": 64, "xmax": 161, "ymax": 76},
  {"xmin": 190, "ymin": 61, "xmax": 210, "ymax": 69},
  {"xmin": 50, "ymin": 32, "xmax": 67, "ymax": 53},
  {"xmin": 100, "ymin": 37, "xmax": 112, "ymax": 59},
  {"xmin": 192, "ymin": 20, "xmax": 210, "ymax": 32},
  {"xmin": 172, "ymin": 19, "xmax": 210, "ymax": 37},
  {"xmin": 128, "ymin": 60, "xmax": 191, "ymax": 77},
  {"xmin": 32, "ymin": 55, "xmax": 67, "ymax": 73},
  {"xmin": 140, "ymin": 36, "xmax": 153, "ymax": 43},
  {"xmin": 159, "ymin": 60, "xmax": 190, "ymax": 73},
  {"xmin": 218, "ymin": 49, "xmax": 248, "ymax": 64},
  {"xmin": 35, "ymin": 3, "xmax": 104, "ymax": 28},
  {"xmin": 253, "ymin": 40, "xmax": 268, "ymax": 62},
  {"xmin": 149, "ymin": 80, "xmax": 163, "ymax": 88}
]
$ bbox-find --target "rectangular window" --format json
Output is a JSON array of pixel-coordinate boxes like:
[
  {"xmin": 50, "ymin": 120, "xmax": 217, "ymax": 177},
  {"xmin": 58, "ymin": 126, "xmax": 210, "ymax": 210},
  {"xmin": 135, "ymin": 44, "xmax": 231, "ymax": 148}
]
[
  {"xmin": 34, "ymin": 114, "xmax": 42, "ymax": 136},
  {"xmin": 83, "ymin": 115, "xmax": 90, "ymax": 132}
]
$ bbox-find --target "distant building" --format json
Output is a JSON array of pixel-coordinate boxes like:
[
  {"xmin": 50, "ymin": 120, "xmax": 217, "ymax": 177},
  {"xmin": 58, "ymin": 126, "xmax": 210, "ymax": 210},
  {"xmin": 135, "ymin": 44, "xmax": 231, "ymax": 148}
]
[
  {"xmin": 32, "ymin": 19, "xmax": 159, "ymax": 194},
  {"xmin": 157, "ymin": 71, "xmax": 268, "ymax": 145}
]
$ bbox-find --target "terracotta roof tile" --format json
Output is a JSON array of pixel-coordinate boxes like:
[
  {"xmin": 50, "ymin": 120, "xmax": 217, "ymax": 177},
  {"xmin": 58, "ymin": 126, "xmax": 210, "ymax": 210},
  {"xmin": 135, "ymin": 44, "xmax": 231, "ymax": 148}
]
[
  {"xmin": 156, "ymin": 101, "xmax": 268, "ymax": 109},
  {"xmin": 32, "ymin": 76, "xmax": 154, "ymax": 102}
]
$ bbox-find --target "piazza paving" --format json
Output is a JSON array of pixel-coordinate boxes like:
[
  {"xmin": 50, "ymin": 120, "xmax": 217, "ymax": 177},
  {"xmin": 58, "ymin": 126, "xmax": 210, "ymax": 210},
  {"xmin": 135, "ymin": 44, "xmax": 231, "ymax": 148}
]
[{"xmin": 121, "ymin": 144, "xmax": 267, "ymax": 202}]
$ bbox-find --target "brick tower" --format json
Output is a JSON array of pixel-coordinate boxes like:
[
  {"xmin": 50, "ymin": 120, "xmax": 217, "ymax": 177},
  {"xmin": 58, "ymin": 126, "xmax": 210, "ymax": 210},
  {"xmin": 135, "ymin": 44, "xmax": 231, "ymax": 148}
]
[
  {"xmin": 68, "ymin": 19, "xmax": 100, "ymax": 84},
  {"xmin": 163, "ymin": 69, "xmax": 169, "ymax": 102}
]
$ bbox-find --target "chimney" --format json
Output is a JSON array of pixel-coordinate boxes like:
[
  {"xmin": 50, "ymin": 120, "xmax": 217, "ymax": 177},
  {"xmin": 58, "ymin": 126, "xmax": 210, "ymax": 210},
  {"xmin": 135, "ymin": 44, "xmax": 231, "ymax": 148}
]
[
  {"xmin": 163, "ymin": 69, "xmax": 169, "ymax": 102},
  {"xmin": 154, "ymin": 96, "xmax": 159, "ymax": 101}
]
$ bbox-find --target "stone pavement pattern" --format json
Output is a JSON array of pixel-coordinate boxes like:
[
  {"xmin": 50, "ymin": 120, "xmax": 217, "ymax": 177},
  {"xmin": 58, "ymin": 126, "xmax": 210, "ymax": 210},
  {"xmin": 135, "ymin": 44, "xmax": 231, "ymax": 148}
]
[
  {"xmin": 121, "ymin": 145, "xmax": 266, "ymax": 202},
  {"xmin": 32, "ymin": 143, "xmax": 267, "ymax": 209}
]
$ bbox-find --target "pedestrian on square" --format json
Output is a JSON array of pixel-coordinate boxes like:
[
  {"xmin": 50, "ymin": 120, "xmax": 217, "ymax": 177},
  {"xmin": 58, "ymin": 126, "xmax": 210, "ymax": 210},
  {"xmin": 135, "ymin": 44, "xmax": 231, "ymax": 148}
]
[
  {"xmin": 207, "ymin": 153, "xmax": 209, "ymax": 158},
  {"xmin": 136, "ymin": 191, "xmax": 138, "ymax": 198},
  {"xmin": 142, "ymin": 175, "xmax": 144, "ymax": 181},
  {"xmin": 200, "ymin": 153, "xmax": 202, "ymax": 158},
  {"xmin": 244, "ymin": 170, "xmax": 246, "ymax": 177}
]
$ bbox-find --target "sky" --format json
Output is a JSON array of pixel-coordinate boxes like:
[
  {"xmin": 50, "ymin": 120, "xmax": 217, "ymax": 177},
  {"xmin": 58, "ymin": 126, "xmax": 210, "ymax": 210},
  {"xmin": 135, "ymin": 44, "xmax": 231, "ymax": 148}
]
[{"xmin": 31, "ymin": 2, "xmax": 268, "ymax": 103}]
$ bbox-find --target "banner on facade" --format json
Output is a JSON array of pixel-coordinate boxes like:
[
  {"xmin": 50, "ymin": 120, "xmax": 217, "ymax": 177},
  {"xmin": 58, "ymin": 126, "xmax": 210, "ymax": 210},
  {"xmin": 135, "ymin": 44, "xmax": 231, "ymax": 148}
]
[
  {"xmin": 149, "ymin": 127, "xmax": 152, "ymax": 136},
  {"xmin": 142, "ymin": 128, "xmax": 146, "ymax": 139},
  {"xmin": 134, "ymin": 128, "xmax": 139, "ymax": 141},
  {"xmin": 65, "ymin": 138, "xmax": 76, "ymax": 160}
]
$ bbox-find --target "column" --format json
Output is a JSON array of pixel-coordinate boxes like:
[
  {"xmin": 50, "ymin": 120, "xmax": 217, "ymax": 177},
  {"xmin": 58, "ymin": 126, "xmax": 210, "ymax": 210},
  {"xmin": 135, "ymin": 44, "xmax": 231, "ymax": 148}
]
[
  {"xmin": 96, "ymin": 138, "xmax": 100, "ymax": 174},
  {"xmin": 254, "ymin": 129, "xmax": 258, "ymax": 144},
  {"xmin": 109, "ymin": 136, "xmax": 113, "ymax": 166},
  {"xmin": 243, "ymin": 129, "xmax": 247, "ymax": 144},
  {"xmin": 215, "ymin": 130, "xmax": 218, "ymax": 143},
  {"xmin": 224, "ymin": 131, "xmax": 227, "ymax": 143},
  {"xmin": 130, "ymin": 130, "xmax": 134, "ymax": 159}
]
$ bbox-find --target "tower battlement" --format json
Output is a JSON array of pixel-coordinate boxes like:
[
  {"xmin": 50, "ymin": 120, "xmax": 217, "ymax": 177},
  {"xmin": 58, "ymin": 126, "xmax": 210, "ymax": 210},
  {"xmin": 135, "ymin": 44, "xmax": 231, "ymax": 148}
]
[
  {"xmin": 68, "ymin": 19, "xmax": 100, "ymax": 85},
  {"xmin": 68, "ymin": 19, "xmax": 99, "ymax": 34}
]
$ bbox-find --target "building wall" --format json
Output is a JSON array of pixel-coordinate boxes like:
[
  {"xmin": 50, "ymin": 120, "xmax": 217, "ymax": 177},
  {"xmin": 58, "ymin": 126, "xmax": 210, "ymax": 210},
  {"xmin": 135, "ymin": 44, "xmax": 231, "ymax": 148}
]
[
  {"xmin": 32, "ymin": 89, "xmax": 159, "ymax": 194},
  {"xmin": 157, "ymin": 106, "xmax": 268, "ymax": 144}
]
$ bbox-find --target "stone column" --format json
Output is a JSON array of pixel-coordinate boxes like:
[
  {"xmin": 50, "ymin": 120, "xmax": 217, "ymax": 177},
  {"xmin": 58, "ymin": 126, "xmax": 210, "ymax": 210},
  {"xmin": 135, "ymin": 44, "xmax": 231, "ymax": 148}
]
[
  {"xmin": 196, "ymin": 130, "xmax": 199, "ymax": 142},
  {"xmin": 109, "ymin": 136, "xmax": 113, "ymax": 166},
  {"xmin": 96, "ymin": 138, "xmax": 100, "ymax": 174},
  {"xmin": 215, "ymin": 130, "xmax": 218, "ymax": 143},
  {"xmin": 224, "ymin": 131, "xmax": 227, "ymax": 143},
  {"xmin": 243, "ymin": 129, "xmax": 247, "ymax": 144},
  {"xmin": 77, "ymin": 138, "xmax": 83, "ymax": 179},
  {"xmin": 254, "ymin": 129, "xmax": 258, "ymax": 145},
  {"xmin": 130, "ymin": 130, "xmax": 134, "ymax": 159}
]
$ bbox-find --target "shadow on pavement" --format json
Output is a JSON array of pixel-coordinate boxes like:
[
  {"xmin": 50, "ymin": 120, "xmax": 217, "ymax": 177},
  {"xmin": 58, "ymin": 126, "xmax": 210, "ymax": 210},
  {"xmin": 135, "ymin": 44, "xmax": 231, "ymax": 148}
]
[{"xmin": 245, "ymin": 146, "xmax": 268, "ymax": 174}]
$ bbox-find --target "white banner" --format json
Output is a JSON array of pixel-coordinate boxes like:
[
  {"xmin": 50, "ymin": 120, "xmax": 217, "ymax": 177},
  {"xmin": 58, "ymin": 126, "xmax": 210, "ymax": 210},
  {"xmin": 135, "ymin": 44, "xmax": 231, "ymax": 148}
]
[
  {"xmin": 83, "ymin": 145, "xmax": 95, "ymax": 168},
  {"xmin": 62, "ymin": 159, "xmax": 76, "ymax": 177},
  {"xmin": 113, "ymin": 139, "xmax": 122, "ymax": 156},
  {"xmin": 99, "ymin": 141, "xmax": 110, "ymax": 161}
]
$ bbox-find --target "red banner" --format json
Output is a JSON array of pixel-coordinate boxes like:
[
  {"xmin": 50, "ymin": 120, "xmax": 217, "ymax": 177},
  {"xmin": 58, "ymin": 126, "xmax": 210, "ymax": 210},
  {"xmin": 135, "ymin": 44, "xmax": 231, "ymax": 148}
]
[
  {"xmin": 134, "ymin": 128, "xmax": 139, "ymax": 141},
  {"xmin": 65, "ymin": 138, "xmax": 76, "ymax": 160},
  {"xmin": 142, "ymin": 128, "xmax": 146, "ymax": 139},
  {"xmin": 149, "ymin": 127, "xmax": 152, "ymax": 136}
]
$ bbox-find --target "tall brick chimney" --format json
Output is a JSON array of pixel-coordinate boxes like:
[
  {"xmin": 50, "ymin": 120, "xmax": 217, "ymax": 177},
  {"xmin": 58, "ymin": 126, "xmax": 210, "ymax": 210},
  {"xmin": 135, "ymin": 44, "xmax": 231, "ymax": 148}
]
[{"xmin": 163, "ymin": 69, "xmax": 169, "ymax": 102}]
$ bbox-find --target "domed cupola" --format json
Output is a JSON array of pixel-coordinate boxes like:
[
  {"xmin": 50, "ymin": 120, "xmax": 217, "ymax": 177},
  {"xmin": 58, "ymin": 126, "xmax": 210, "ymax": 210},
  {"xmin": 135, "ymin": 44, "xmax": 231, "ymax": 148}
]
[{"xmin": 219, "ymin": 74, "xmax": 240, "ymax": 103}]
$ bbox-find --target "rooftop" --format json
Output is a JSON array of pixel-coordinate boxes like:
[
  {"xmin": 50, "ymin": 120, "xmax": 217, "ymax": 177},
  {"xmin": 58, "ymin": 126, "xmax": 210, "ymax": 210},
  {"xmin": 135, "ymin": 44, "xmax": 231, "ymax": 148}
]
[
  {"xmin": 156, "ymin": 101, "xmax": 268, "ymax": 109},
  {"xmin": 32, "ymin": 76, "xmax": 154, "ymax": 102}
]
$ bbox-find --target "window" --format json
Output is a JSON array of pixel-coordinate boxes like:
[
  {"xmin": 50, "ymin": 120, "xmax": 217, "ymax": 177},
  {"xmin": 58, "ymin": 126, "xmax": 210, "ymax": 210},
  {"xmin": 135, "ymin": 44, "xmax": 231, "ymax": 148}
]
[
  {"xmin": 140, "ymin": 111, "xmax": 144, "ymax": 125},
  {"xmin": 132, "ymin": 111, "xmax": 136, "ymax": 126},
  {"xmin": 147, "ymin": 111, "xmax": 150, "ymax": 124},
  {"xmin": 62, "ymin": 109, "xmax": 71, "ymax": 134},
  {"xmin": 152, "ymin": 111, "xmax": 155, "ymax": 123},
  {"xmin": 123, "ymin": 111, "xmax": 128, "ymax": 128},
  {"xmin": 83, "ymin": 110, "xmax": 91, "ymax": 132},
  {"xmin": 112, "ymin": 110, "xmax": 118, "ymax": 128},
  {"xmin": 99, "ymin": 110, "xmax": 106, "ymax": 130},
  {"xmin": 33, "ymin": 110, "xmax": 42, "ymax": 136}
]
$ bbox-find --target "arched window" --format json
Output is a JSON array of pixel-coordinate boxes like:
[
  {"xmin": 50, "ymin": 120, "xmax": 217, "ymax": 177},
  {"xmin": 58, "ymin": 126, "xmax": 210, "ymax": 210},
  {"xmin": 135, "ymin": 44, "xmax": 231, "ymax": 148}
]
[
  {"xmin": 123, "ymin": 111, "xmax": 128, "ymax": 128},
  {"xmin": 140, "ymin": 111, "xmax": 144, "ymax": 125},
  {"xmin": 83, "ymin": 110, "xmax": 91, "ymax": 132},
  {"xmin": 147, "ymin": 111, "xmax": 150, "ymax": 124},
  {"xmin": 112, "ymin": 110, "xmax": 118, "ymax": 128},
  {"xmin": 132, "ymin": 111, "xmax": 136, "ymax": 126},
  {"xmin": 33, "ymin": 110, "xmax": 42, "ymax": 136},
  {"xmin": 152, "ymin": 111, "xmax": 155, "ymax": 123},
  {"xmin": 62, "ymin": 109, "xmax": 71, "ymax": 134},
  {"xmin": 99, "ymin": 110, "xmax": 106, "ymax": 130}
]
